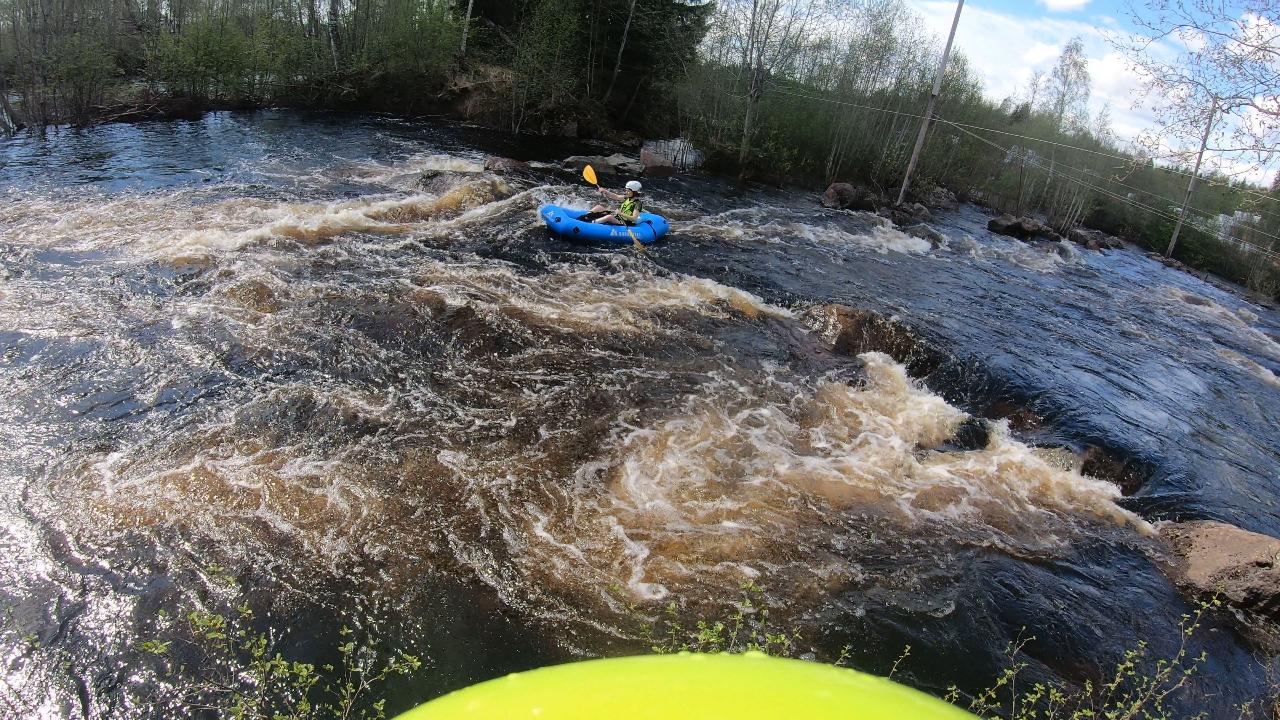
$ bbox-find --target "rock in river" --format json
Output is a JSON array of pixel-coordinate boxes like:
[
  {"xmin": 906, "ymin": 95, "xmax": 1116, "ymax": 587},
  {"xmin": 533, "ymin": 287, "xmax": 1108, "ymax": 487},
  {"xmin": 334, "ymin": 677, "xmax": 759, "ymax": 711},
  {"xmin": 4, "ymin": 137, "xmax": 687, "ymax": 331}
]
[
  {"xmin": 904, "ymin": 223, "xmax": 947, "ymax": 248},
  {"xmin": 988, "ymin": 214, "xmax": 1062, "ymax": 242},
  {"xmin": 924, "ymin": 186, "xmax": 959, "ymax": 210},
  {"xmin": 1068, "ymin": 227, "xmax": 1125, "ymax": 251},
  {"xmin": 1162, "ymin": 520, "xmax": 1280, "ymax": 650},
  {"xmin": 484, "ymin": 156, "xmax": 529, "ymax": 174},
  {"xmin": 561, "ymin": 153, "xmax": 644, "ymax": 175}
]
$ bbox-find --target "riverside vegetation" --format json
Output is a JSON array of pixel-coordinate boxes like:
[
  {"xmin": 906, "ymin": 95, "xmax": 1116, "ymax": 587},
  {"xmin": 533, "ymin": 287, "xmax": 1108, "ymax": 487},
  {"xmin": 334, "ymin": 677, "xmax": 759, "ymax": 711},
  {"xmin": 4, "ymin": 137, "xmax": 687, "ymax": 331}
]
[
  {"xmin": 121, "ymin": 584, "xmax": 1267, "ymax": 719},
  {"xmin": 0, "ymin": 0, "xmax": 1277, "ymax": 296}
]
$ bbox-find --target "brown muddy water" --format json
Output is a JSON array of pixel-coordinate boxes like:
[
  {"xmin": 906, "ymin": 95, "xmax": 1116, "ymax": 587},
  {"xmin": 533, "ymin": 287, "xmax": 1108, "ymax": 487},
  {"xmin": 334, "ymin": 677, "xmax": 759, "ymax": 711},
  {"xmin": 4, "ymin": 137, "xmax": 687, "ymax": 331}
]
[{"xmin": 2, "ymin": 112, "xmax": 1279, "ymax": 718}]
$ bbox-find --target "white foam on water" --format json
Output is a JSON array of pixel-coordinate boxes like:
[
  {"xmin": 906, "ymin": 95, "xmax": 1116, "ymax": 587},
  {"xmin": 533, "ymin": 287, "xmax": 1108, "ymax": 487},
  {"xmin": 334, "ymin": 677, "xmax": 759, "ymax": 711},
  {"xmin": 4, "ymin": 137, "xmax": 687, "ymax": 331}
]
[
  {"xmin": 681, "ymin": 207, "xmax": 935, "ymax": 255},
  {"xmin": 346, "ymin": 153, "xmax": 487, "ymax": 189},
  {"xmin": 412, "ymin": 256, "xmax": 792, "ymax": 335},
  {"xmin": 0, "ymin": 169, "xmax": 510, "ymax": 258},
  {"xmin": 1158, "ymin": 286, "xmax": 1280, "ymax": 361},
  {"xmin": 1217, "ymin": 348, "xmax": 1280, "ymax": 388},
  {"xmin": 573, "ymin": 352, "xmax": 1149, "ymax": 599}
]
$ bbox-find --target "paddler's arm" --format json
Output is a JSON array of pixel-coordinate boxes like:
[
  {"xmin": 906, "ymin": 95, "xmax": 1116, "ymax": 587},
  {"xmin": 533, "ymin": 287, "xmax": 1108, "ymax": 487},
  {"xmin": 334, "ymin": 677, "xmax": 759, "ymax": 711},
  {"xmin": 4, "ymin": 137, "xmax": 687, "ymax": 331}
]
[{"xmin": 598, "ymin": 187, "xmax": 624, "ymax": 201}]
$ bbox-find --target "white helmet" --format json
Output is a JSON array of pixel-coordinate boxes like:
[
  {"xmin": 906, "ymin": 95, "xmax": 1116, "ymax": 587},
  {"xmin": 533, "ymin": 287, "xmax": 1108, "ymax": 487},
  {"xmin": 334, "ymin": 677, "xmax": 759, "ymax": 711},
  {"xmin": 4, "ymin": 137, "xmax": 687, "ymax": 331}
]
[{"xmin": 625, "ymin": 180, "xmax": 643, "ymax": 193}]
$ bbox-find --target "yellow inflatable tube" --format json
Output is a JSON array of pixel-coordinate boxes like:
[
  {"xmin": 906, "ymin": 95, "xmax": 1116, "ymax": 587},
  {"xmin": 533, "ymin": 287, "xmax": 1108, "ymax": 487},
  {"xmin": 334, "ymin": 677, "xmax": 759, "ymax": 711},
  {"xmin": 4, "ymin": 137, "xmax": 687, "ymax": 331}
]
[{"xmin": 395, "ymin": 652, "xmax": 976, "ymax": 719}]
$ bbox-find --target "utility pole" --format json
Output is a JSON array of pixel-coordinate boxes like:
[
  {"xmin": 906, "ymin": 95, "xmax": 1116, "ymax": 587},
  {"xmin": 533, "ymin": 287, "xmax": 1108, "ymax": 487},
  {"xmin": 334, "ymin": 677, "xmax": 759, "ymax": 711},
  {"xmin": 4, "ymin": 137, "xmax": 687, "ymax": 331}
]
[
  {"xmin": 896, "ymin": 0, "xmax": 965, "ymax": 207},
  {"xmin": 1167, "ymin": 96, "xmax": 1218, "ymax": 257}
]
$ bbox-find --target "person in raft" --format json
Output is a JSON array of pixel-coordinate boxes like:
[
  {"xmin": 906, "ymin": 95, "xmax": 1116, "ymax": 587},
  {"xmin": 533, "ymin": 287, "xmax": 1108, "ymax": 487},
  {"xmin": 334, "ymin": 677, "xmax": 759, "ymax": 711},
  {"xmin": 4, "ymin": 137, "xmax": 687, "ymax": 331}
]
[{"xmin": 590, "ymin": 180, "xmax": 643, "ymax": 225}]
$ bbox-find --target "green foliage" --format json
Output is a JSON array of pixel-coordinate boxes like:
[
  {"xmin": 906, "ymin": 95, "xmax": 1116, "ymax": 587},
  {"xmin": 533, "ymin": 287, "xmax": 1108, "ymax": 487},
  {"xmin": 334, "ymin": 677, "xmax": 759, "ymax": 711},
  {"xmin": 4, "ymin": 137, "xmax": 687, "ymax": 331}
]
[
  {"xmin": 943, "ymin": 602, "xmax": 1234, "ymax": 720},
  {"xmin": 140, "ymin": 601, "xmax": 424, "ymax": 719},
  {"xmin": 153, "ymin": 19, "xmax": 250, "ymax": 101},
  {"xmin": 50, "ymin": 32, "xmax": 116, "ymax": 119},
  {"xmin": 644, "ymin": 581, "xmax": 803, "ymax": 657},
  {"xmin": 644, "ymin": 591, "xmax": 1266, "ymax": 720}
]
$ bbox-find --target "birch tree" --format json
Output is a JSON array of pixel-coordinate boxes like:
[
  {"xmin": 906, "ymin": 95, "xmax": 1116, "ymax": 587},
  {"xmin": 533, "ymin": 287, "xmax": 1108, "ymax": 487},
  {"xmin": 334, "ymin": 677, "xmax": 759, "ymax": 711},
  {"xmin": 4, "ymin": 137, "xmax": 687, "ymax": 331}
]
[
  {"xmin": 1041, "ymin": 36, "xmax": 1090, "ymax": 132},
  {"xmin": 1112, "ymin": 0, "xmax": 1279, "ymax": 173},
  {"xmin": 732, "ymin": 0, "xmax": 825, "ymax": 173}
]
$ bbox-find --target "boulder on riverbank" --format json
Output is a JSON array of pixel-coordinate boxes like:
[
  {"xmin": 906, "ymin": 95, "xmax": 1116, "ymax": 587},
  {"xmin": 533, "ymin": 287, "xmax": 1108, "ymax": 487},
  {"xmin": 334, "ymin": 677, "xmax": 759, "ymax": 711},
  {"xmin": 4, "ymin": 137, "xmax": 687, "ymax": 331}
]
[
  {"xmin": 821, "ymin": 183, "xmax": 881, "ymax": 212},
  {"xmin": 876, "ymin": 202, "xmax": 932, "ymax": 227},
  {"xmin": 561, "ymin": 153, "xmax": 643, "ymax": 175},
  {"xmin": 924, "ymin": 186, "xmax": 959, "ymax": 211},
  {"xmin": 988, "ymin": 214, "xmax": 1062, "ymax": 243},
  {"xmin": 1162, "ymin": 520, "xmax": 1280, "ymax": 650},
  {"xmin": 640, "ymin": 138, "xmax": 704, "ymax": 177},
  {"xmin": 1146, "ymin": 252, "xmax": 1193, "ymax": 272}
]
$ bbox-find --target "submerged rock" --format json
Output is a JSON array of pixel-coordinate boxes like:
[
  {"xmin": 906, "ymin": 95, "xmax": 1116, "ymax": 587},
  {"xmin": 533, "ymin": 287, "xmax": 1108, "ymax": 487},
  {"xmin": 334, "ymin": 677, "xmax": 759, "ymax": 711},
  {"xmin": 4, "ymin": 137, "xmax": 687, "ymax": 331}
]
[
  {"xmin": 223, "ymin": 279, "xmax": 282, "ymax": 313},
  {"xmin": 1162, "ymin": 520, "xmax": 1280, "ymax": 651},
  {"xmin": 982, "ymin": 399, "xmax": 1044, "ymax": 432},
  {"xmin": 484, "ymin": 156, "xmax": 529, "ymax": 174},
  {"xmin": 803, "ymin": 303, "xmax": 943, "ymax": 377},
  {"xmin": 1080, "ymin": 445, "xmax": 1148, "ymax": 496}
]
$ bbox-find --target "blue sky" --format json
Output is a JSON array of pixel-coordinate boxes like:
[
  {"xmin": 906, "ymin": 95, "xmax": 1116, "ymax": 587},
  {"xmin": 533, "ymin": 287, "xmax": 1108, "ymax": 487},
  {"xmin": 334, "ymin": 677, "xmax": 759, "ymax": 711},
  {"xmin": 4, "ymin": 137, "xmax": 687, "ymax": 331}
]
[{"xmin": 971, "ymin": 0, "xmax": 1129, "ymax": 21}]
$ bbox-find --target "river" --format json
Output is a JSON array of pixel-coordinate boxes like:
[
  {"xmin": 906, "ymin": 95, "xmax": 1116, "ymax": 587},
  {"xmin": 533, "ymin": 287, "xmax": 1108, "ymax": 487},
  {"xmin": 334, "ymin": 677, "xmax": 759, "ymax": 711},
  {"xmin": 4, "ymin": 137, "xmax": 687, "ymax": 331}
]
[{"xmin": 2, "ymin": 111, "xmax": 1278, "ymax": 718}]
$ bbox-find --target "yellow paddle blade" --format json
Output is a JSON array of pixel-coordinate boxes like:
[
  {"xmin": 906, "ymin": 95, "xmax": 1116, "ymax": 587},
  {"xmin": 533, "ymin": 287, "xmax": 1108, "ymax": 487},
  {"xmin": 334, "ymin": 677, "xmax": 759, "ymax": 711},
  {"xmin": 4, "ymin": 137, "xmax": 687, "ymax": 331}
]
[
  {"xmin": 628, "ymin": 229, "xmax": 645, "ymax": 252},
  {"xmin": 583, "ymin": 164, "xmax": 598, "ymax": 186}
]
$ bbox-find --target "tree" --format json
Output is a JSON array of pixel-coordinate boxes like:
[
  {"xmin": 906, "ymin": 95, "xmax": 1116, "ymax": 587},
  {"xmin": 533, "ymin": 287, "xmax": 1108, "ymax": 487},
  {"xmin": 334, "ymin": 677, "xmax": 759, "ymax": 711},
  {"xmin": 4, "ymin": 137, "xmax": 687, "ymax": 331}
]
[
  {"xmin": 1111, "ymin": 2, "xmax": 1279, "ymax": 255},
  {"xmin": 602, "ymin": 0, "xmax": 637, "ymax": 103},
  {"xmin": 1092, "ymin": 102, "xmax": 1115, "ymax": 143},
  {"xmin": 1112, "ymin": 0, "xmax": 1279, "ymax": 174},
  {"xmin": 733, "ymin": 0, "xmax": 825, "ymax": 175},
  {"xmin": 1024, "ymin": 69, "xmax": 1045, "ymax": 111},
  {"xmin": 459, "ymin": 0, "xmax": 475, "ymax": 56},
  {"xmin": 1041, "ymin": 36, "xmax": 1090, "ymax": 132}
]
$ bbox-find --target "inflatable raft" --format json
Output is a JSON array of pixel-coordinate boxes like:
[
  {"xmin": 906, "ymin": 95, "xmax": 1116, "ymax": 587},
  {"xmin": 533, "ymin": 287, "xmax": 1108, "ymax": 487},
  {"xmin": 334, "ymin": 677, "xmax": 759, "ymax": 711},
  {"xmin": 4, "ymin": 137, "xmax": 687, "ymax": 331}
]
[
  {"xmin": 394, "ymin": 653, "xmax": 976, "ymax": 719},
  {"xmin": 539, "ymin": 204, "xmax": 670, "ymax": 244}
]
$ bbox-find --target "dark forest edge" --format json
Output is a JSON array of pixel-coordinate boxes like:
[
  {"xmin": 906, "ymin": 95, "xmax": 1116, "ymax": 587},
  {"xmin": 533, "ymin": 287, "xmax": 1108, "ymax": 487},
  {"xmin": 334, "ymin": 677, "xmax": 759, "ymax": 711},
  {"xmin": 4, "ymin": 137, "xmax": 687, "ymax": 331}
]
[{"xmin": 1, "ymin": 0, "xmax": 1277, "ymax": 300}]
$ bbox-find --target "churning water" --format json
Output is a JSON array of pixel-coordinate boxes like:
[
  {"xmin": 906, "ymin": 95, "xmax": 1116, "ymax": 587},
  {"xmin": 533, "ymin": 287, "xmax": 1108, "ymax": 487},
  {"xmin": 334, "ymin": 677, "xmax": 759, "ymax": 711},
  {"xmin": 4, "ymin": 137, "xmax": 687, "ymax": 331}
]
[{"xmin": 2, "ymin": 112, "xmax": 1278, "ymax": 718}]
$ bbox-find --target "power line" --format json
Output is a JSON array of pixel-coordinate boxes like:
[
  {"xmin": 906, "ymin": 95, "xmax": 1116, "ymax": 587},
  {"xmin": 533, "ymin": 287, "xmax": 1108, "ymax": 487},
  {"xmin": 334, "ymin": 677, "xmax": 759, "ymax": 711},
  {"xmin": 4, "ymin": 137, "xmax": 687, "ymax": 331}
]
[
  {"xmin": 761, "ymin": 85, "xmax": 1280, "ymax": 255},
  {"xmin": 939, "ymin": 115, "xmax": 1280, "ymax": 249},
  {"xmin": 947, "ymin": 120, "xmax": 1280, "ymax": 262},
  {"xmin": 949, "ymin": 119, "xmax": 1280, "ymax": 206},
  {"xmin": 764, "ymin": 86, "xmax": 1279, "ymax": 205}
]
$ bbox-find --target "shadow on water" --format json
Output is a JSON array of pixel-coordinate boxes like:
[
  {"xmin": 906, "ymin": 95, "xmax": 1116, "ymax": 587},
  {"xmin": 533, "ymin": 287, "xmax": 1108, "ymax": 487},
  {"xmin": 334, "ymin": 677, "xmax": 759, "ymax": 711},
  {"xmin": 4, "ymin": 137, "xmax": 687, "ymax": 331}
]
[{"xmin": 1, "ymin": 111, "xmax": 1279, "ymax": 717}]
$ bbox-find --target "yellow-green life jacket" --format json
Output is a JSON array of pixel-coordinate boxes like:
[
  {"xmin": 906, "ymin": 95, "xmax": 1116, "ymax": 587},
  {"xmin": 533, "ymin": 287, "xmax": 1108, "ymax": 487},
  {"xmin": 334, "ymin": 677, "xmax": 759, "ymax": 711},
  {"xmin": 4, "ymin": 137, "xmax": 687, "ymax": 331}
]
[{"xmin": 619, "ymin": 196, "xmax": 642, "ymax": 222}]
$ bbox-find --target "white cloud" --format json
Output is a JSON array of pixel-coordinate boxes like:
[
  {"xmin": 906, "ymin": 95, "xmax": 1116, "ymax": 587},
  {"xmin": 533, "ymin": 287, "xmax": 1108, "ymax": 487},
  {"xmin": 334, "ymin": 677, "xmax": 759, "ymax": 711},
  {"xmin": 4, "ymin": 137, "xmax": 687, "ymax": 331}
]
[
  {"xmin": 1021, "ymin": 41, "xmax": 1062, "ymax": 66},
  {"xmin": 1038, "ymin": 0, "xmax": 1091, "ymax": 12}
]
